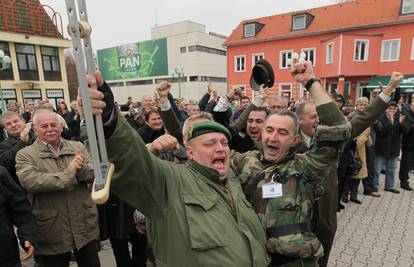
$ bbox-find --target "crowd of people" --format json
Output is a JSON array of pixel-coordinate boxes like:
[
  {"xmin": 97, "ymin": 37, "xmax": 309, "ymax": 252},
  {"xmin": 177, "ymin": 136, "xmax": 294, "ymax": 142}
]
[{"xmin": 0, "ymin": 58, "xmax": 413, "ymax": 267}]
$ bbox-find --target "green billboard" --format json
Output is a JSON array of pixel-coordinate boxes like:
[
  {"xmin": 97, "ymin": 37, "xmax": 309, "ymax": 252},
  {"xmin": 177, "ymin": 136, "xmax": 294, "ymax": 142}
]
[{"xmin": 97, "ymin": 38, "xmax": 168, "ymax": 80}]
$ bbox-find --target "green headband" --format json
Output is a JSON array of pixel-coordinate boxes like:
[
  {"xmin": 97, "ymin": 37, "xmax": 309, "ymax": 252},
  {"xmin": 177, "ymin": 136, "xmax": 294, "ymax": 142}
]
[{"xmin": 187, "ymin": 121, "xmax": 232, "ymax": 142}]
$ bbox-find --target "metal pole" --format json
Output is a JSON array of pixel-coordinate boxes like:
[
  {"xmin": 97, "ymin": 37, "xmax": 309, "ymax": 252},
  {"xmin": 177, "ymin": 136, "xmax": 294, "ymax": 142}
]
[
  {"xmin": 178, "ymin": 72, "xmax": 181, "ymax": 98},
  {"xmin": 0, "ymin": 82, "xmax": 6, "ymax": 113}
]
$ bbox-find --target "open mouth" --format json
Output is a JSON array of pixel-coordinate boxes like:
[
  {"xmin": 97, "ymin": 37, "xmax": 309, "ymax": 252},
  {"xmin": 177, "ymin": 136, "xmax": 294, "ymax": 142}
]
[
  {"xmin": 266, "ymin": 144, "xmax": 280, "ymax": 155},
  {"xmin": 212, "ymin": 157, "xmax": 225, "ymax": 169}
]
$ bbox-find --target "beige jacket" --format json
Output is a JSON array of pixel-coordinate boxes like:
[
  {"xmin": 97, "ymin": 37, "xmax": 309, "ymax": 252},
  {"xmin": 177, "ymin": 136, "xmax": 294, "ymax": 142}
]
[
  {"xmin": 351, "ymin": 131, "xmax": 372, "ymax": 179},
  {"xmin": 16, "ymin": 138, "xmax": 99, "ymax": 255}
]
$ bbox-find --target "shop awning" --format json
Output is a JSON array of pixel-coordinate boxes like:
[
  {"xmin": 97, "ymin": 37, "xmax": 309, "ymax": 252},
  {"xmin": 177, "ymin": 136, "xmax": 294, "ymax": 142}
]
[{"xmin": 366, "ymin": 75, "xmax": 414, "ymax": 93}]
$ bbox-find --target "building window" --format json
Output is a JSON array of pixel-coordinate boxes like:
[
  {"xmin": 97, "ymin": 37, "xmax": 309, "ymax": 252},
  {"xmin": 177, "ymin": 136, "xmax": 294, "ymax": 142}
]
[
  {"xmin": 234, "ymin": 55, "xmax": 246, "ymax": 72},
  {"xmin": 401, "ymin": 0, "xmax": 414, "ymax": 15},
  {"xmin": 180, "ymin": 47, "xmax": 187, "ymax": 53},
  {"xmin": 187, "ymin": 45, "xmax": 226, "ymax": 56},
  {"xmin": 46, "ymin": 89, "xmax": 64, "ymax": 110},
  {"xmin": 244, "ymin": 23, "xmax": 255, "ymax": 38},
  {"xmin": 107, "ymin": 81, "xmax": 125, "ymax": 87},
  {"xmin": 252, "ymin": 53, "xmax": 264, "ymax": 67},
  {"xmin": 15, "ymin": 43, "xmax": 39, "ymax": 81},
  {"xmin": 2, "ymin": 89, "xmax": 17, "ymax": 105},
  {"xmin": 354, "ymin": 40, "xmax": 369, "ymax": 61},
  {"xmin": 0, "ymin": 42, "xmax": 13, "ymax": 80},
  {"xmin": 279, "ymin": 50, "xmax": 293, "ymax": 69},
  {"xmin": 292, "ymin": 15, "xmax": 306, "ymax": 31},
  {"xmin": 326, "ymin": 42, "xmax": 334, "ymax": 64},
  {"xmin": 125, "ymin": 79, "xmax": 153, "ymax": 86},
  {"xmin": 155, "ymin": 77, "xmax": 186, "ymax": 84},
  {"xmin": 328, "ymin": 83, "xmax": 338, "ymax": 94},
  {"xmin": 381, "ymin": 39, "xmax": 400, "ymax": 62},
  {"xmin": 301, "ymin": 48, "xmax": 316, "ymax": 66},
  {"xmin": 21, "ymin": 89, "xmax": 42, "ymax": 106},
  {"xmin": 279, "ymin": 84, "xmax": 292, "ymax": 99},
  {"xmin": 189, "ymin": 76, "xmax": 226, "ymax": 83},
  {"xmin": 41, "ymin": 46, "xmax": 61, "ymax": 81},
  {"xmin": 411, "ymin": 37, "xmax": 414, "ymax": 60}
]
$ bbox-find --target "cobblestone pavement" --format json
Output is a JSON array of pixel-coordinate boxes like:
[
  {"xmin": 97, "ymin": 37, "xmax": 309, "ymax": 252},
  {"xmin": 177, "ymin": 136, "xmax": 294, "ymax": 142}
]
[
  {"xmin": 23, "ymin": 174, "xmax": 414, "ymax": 267},
  {"xmin": 329, "ymin": 173, "xmax": 414, "ymax": 267}
]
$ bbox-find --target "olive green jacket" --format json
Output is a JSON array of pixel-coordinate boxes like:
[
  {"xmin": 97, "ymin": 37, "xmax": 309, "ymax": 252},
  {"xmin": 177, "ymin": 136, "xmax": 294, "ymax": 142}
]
[{"xmin": 107, "ymin": 114, "xmax": 268, "ymax": 267}]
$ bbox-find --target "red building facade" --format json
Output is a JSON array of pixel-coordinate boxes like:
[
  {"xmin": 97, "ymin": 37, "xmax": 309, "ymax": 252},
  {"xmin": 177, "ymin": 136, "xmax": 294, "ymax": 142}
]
[{"xmin": 225, "ymin": 0, "xmax": 414, "ymax": 101}]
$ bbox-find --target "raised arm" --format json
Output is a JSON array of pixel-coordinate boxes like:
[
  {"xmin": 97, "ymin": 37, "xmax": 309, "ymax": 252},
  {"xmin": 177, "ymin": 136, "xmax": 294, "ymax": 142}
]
[
  {"xmin": 86, "ymin": 73, "xmax": 180, "ymax": 219},
  {"xmin": 349, "ymin": 72, "xmax": 403, "ymax": 138},
  {"xmin": 290, "ymin": 59, "xmax": 351, "ymax": 189},
  {"xmin": 156, "ymin": 81, "xmax": 183, "ymax": 144}
]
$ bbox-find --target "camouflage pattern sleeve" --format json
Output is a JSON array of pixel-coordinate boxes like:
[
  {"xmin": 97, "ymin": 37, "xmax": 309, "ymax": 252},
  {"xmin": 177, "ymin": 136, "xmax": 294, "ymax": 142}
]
[{"xmin": 292, "ymin": 122, "xmax": 351, "ymax": 197}]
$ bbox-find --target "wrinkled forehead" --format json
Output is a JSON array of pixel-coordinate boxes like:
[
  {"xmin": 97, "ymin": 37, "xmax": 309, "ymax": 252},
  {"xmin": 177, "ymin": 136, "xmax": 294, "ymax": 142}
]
[
  {"xmin": 36, "ymin": 112, "xmax": 60, "ymax": 124},
  {"xmin": 190, "ymin": 131, "xmax": 229, "ymax": 145}
]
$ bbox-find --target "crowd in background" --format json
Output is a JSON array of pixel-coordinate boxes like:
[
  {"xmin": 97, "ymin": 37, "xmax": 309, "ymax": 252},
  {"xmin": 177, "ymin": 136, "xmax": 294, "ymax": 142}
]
[{"xmin": 0, "ymin": 76, "xmax": 413, "ymax": 267}]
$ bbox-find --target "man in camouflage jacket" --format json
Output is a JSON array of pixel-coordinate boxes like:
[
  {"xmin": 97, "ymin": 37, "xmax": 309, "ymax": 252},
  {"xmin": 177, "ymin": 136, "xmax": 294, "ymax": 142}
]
[{"xmin": 230, "ymin": 59, "xmax": 351, "ymax": 267}]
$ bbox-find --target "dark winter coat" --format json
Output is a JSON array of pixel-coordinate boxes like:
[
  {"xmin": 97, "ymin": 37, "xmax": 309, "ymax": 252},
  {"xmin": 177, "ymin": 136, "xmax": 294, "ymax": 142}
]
[
  {"xmin": 0, "ymin": 133, "xmax": 36, "ymax": 186},
  {"xmin": 0, "ymin": 166, "xmax": 39, "ymax": 266},
  {"xmin": 137, "ymin": 125, "xmax": 165, "ymax": 144},
  {"xmin": 401, "ymin": 109, "xmax": 414, "ymax": 151},
  {"xmin": 374, "ymin": 113, "xmax": 401, "ymax": 158}
]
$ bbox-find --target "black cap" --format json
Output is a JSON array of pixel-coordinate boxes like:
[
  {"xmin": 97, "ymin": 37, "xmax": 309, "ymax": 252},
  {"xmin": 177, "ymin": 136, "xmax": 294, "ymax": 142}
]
[
  {"xmin": 388, "ymin": 100, "xmax": 397, "ymax": 107},
  {"xmin": 335, "ymin": 95, "xmax": 345, "ymax": 103},
  {"xmin": 250, "ymin": 59, "xmax": 275, "ymax": 91}
]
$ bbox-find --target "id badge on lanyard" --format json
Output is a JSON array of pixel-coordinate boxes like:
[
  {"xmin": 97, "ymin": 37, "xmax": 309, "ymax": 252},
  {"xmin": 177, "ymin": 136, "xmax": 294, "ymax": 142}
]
[{"xmin": 262, "ymin": 174, "xmax": 283, "ymax": 199}]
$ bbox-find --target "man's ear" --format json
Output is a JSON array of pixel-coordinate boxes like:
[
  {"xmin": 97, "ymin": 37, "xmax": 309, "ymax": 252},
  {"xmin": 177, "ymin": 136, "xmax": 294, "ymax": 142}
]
[
  {"xmin": 185, "ymin": 145, "xmax": 194, "ymax": 160},
  {"xmin": 32, "ymin": 126, "xmax": 38, "ymax": 136},
  {"xmin": 292, "ymin": 134, "xmax": 301, "ymax": 147}
]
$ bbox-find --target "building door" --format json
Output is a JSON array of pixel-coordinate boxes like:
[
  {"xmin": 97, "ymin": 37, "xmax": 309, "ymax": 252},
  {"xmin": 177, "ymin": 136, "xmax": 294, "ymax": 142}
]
[
  {"xmin": 21, "ymin": 89, "xmax": 42, "ymax": 106},
  {"xmin": 279, "ymin": 83, "xmax": 292, "ymax": 100},
  {"xmin": 357, "ymin": 82, "xmax": 370, "ymax": 99},
  {"xmin": 46, "ymin": 89, "xmax": 65, "ymax": 110}
]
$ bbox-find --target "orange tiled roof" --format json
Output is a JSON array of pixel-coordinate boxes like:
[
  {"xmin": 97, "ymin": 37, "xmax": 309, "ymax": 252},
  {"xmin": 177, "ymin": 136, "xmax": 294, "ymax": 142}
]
[
  {"xmin": 0, "ymin": 0, "xmax": 63, "ymax": 38},
  {"xmin": 225, "ymin": 0, "xmax": 414, "ymax": 46}
]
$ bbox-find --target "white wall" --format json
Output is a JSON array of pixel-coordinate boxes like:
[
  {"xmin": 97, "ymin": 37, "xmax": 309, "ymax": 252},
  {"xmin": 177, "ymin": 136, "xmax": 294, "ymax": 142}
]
[{"xmin": 110, "ymin": 21, "xmax": 227, "ymax": 103}]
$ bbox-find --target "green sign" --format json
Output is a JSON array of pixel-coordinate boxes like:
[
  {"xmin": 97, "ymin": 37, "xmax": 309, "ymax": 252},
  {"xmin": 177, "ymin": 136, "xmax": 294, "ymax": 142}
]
[{"xmin": 97, "ymin": 38, "xmax": 168, "ymax": 80}]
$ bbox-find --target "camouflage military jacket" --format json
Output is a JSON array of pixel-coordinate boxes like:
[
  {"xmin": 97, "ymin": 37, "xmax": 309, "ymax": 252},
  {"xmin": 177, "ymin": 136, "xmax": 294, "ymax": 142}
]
[{"xmin": 230, "ymin": 102, "xmax": 351, "ymax": 261}]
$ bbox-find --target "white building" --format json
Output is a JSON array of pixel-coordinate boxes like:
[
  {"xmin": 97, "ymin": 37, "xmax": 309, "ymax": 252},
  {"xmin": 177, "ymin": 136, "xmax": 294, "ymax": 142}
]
[{"xmin": 97, "ymin": 21, "xmax": 227, "ymax": 104}]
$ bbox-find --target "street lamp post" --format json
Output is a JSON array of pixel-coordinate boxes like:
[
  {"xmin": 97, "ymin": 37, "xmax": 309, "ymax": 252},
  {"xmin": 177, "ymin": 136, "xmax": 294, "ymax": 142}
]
[
  {"xmin": 0, "ymin": 50, "xmax": 12, "ymax": 113},
  {"xmin": 171, "ymin": 67, "xmax": 184, "ymax": 98}
]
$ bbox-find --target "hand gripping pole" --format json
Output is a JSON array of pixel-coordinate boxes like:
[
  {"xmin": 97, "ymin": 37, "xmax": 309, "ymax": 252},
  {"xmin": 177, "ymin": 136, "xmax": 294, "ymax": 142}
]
[{"xmin": 65, "ymin": 0, "xmax": 114, "ymax": 204}]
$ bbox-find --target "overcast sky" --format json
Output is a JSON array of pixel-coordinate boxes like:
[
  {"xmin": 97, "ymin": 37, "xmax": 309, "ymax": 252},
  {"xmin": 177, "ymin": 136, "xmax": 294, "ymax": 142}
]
[{"xmin": 40, "ymin": 0, "xmax": 338, "ymax": 50}]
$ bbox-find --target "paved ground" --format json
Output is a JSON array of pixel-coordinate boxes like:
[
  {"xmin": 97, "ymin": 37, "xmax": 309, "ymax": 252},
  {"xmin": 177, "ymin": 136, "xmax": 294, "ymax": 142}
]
[
  {"xmin": 23, "ymin": 173, "xmax": 414, "ymax": 267},
  {"xmin": 328, "ymin": 173, "xmax": 414, "ymax": 267}
]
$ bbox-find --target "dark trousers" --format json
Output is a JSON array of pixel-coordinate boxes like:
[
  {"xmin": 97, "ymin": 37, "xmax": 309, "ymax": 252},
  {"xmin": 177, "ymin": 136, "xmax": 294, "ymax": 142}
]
[
  {"xmin": 362, "ymin": 147, "xmax": 376, "ymax": 193},
  {"xmin": 399, "ymin": 149, "xmax": 414, "ymax": 186},
  {"xmin": 110, "ymin": 233, "xmax": 147, "ymax": 267},
  {"xmin": 313, "ymin": 167, "xmax": 337, "ymax": 267},
  {"xmin": 348, "ymin": 179, "xmax": 361, "ymax": 199},
  {"xmin": 35, "ymin": 240, "xmax": 100, "ymax": 267}
]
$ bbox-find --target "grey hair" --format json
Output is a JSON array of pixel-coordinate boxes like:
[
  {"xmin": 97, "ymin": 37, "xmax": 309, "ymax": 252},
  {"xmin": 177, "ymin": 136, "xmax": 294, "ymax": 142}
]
[
  {"xmin": 267, "ymin": 109, "xmax": 299, "ymax": 134},
  {"xmin": 356, "ymin": 97, "xmax": 369, "ymax": 105},
  {"xmin": 272, "ymin": 95, "xmax": 287, "ymax": 106},
  {"xmin": 295, "ymin": 100, "xmax": 314, "ymax": 119},
  {"xmin": 1, "ymin": 111, "xmax": 24, "ymax": 123},
  {"xmin": 32, "ymin": 109, "xmax": 60, "ymax": 127}
]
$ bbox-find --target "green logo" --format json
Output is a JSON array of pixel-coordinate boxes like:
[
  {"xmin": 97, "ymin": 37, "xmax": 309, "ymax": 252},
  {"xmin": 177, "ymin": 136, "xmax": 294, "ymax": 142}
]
[{"xmin": 97, "ymin": 38, "xmax": 168, "ymax": 80}]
